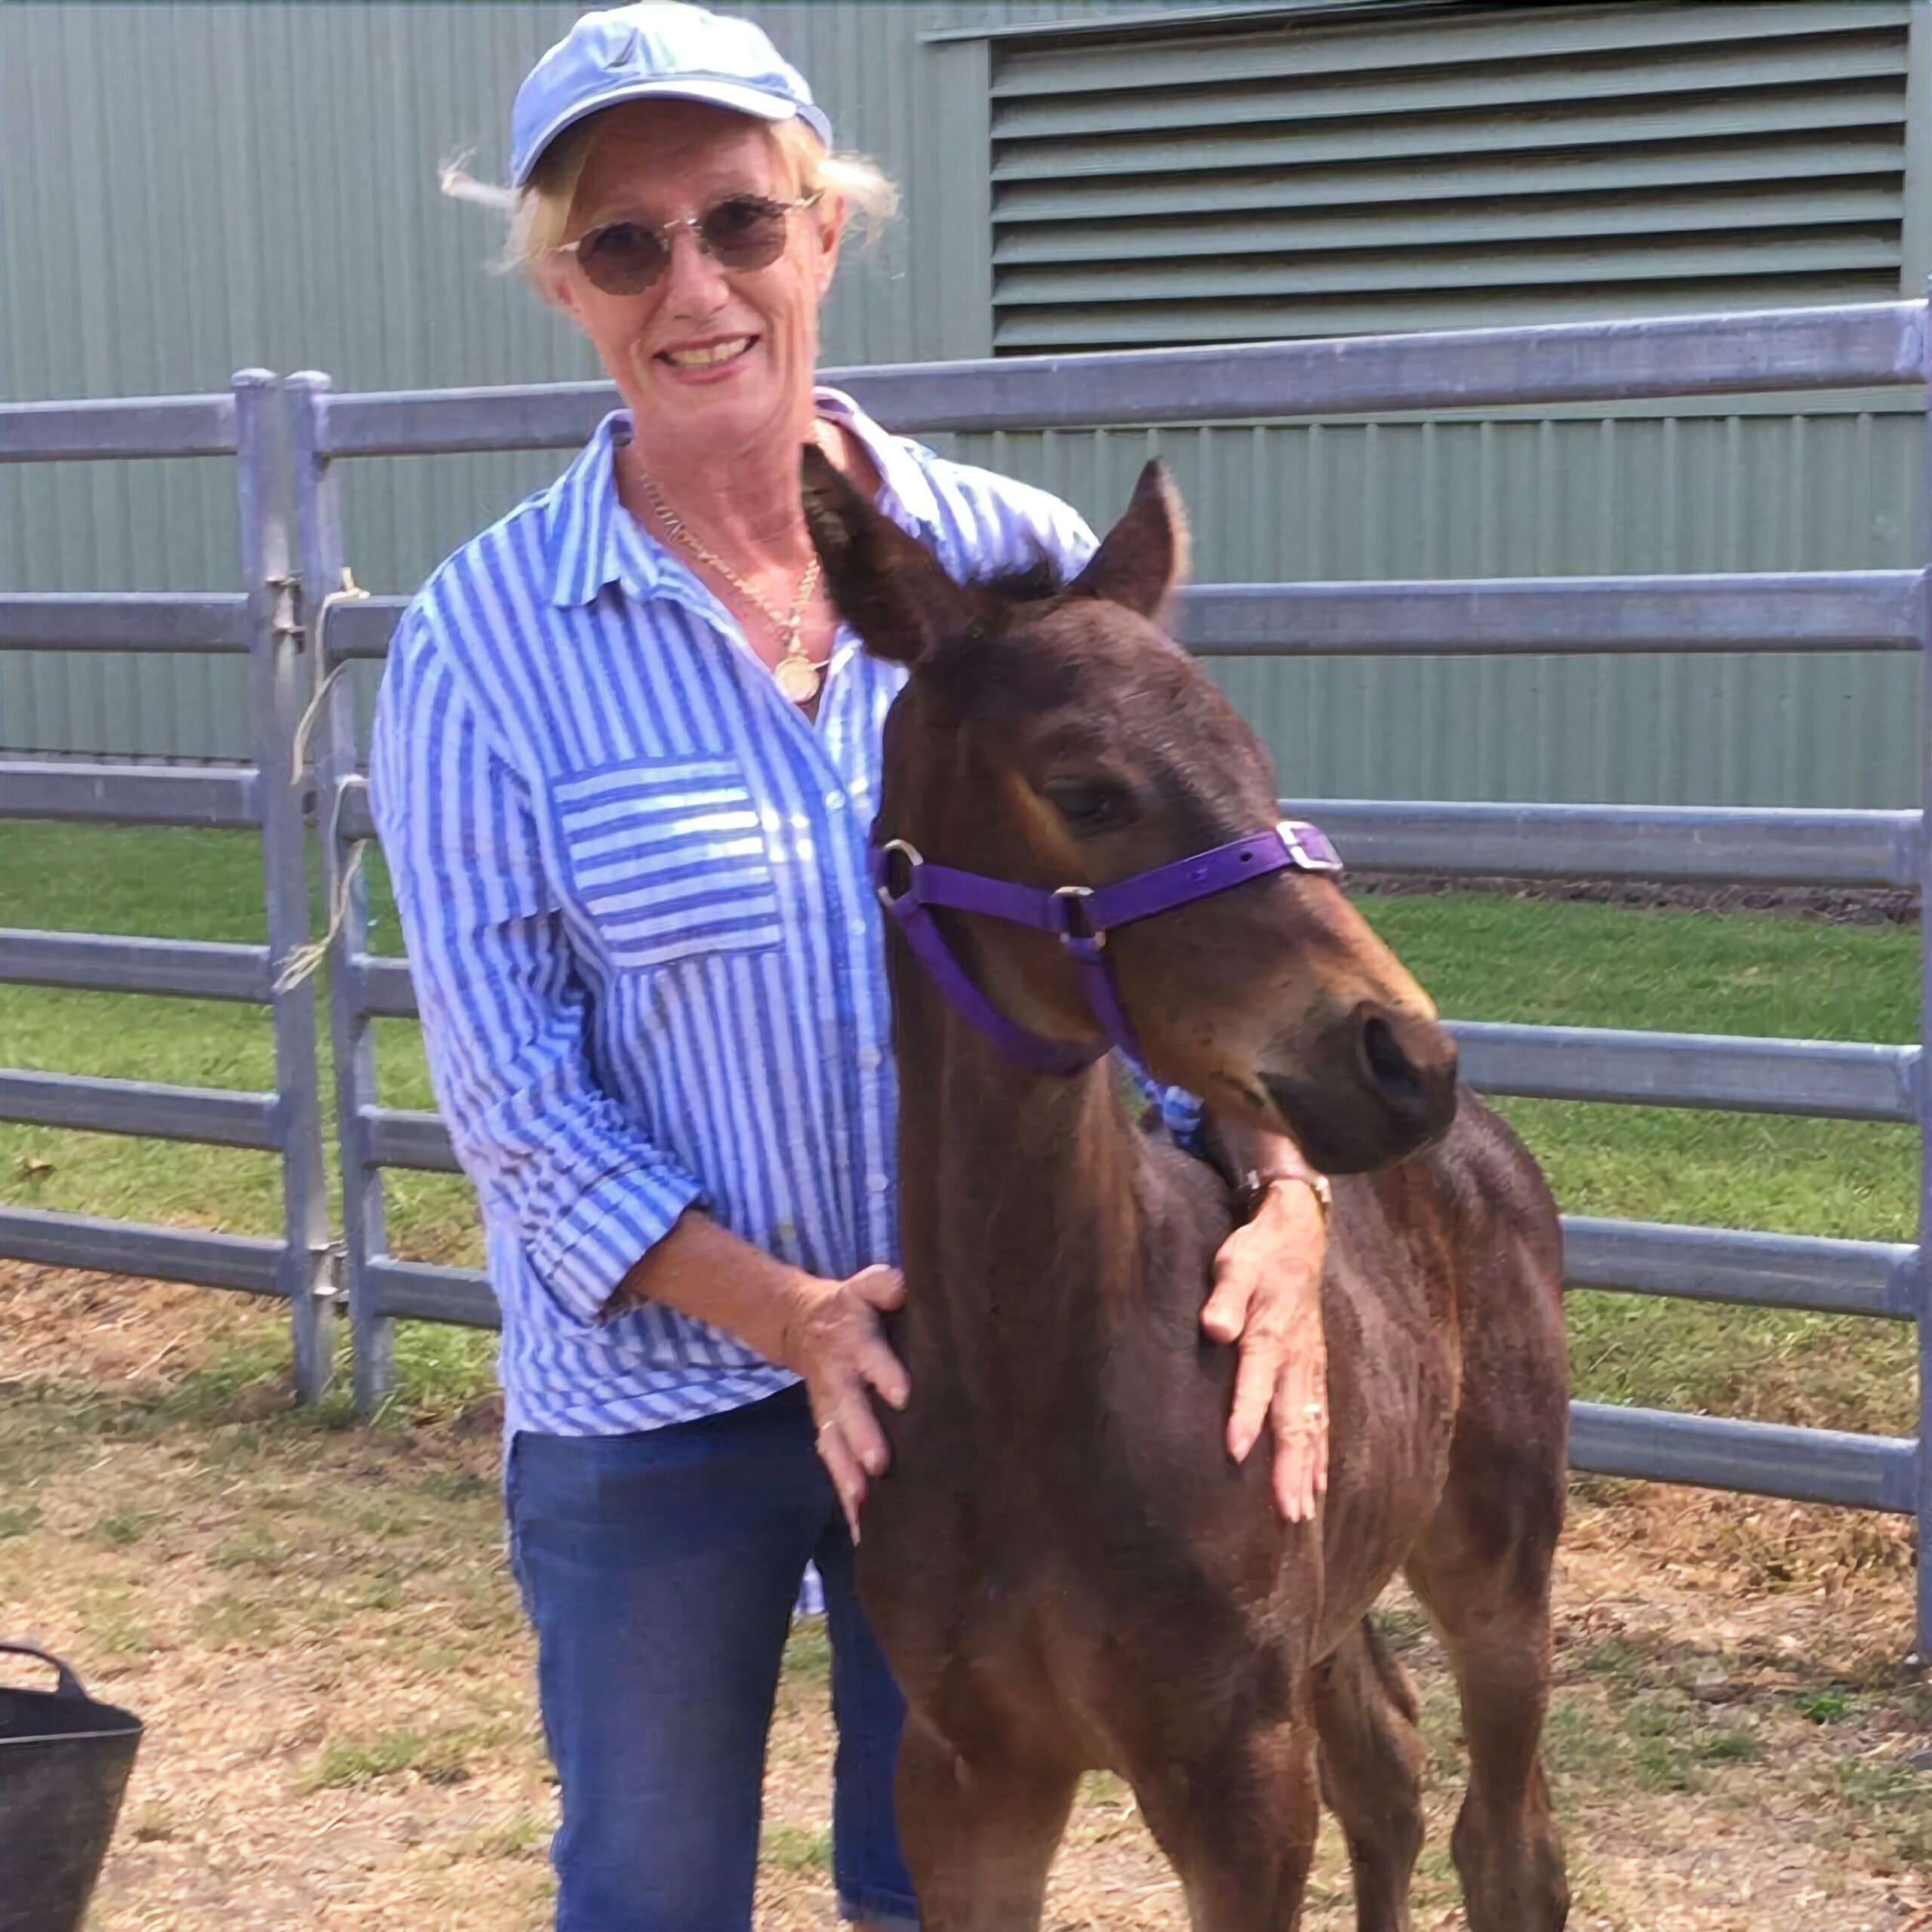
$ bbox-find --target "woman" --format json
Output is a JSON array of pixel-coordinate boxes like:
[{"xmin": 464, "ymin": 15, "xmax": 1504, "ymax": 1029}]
[{"xmin": 371, "ymin": 8, "xmax": 1333, "ymax": 1929}]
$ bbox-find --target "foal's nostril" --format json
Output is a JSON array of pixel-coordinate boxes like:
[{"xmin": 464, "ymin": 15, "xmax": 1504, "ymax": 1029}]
[{"xmin": 1359, "ymin": 1014, "xmax": 1427, "ymax": 1118}]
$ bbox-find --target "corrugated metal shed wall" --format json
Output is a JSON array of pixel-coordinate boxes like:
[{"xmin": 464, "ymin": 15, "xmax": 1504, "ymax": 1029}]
[{"xmin": 0, "ymin": 1, "xmax": 1925, "ymax": 806}]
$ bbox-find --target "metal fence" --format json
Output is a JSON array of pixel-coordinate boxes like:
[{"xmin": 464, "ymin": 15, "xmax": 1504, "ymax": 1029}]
[
  {"xmin": 0, "ymin": 373, "xmax": 335, "ymax": 1401},
  {"xmin": 5, "ymin": 300, "xmax": 1929, "ymax": 1655}
]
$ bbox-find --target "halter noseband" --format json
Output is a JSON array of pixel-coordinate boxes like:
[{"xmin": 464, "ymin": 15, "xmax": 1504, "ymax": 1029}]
[{"xmin": 869, "ymin": 819, "xmax": 1344, "ymax": 1075}]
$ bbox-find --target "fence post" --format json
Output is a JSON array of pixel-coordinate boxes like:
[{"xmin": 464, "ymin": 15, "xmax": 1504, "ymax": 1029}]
[
  {"xmin": 234, "ymin": 370, "xmax": 336, "ymax": 1404},
  {"xmin": 285, "ymin": 372, "xmax": 396, "ymax": 1414},
  {"xmin": 1918, "ymin": 285, "xmax": 1932, "ymax": 1666}
]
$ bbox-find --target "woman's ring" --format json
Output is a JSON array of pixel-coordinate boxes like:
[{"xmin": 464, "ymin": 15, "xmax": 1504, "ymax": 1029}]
[{"xmin": 1303, "ymin": 1401, "xmax": 1326, "ymax": 1424}]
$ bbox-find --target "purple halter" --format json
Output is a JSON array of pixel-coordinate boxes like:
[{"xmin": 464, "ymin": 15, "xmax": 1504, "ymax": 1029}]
[{"xmin": 870, "ymin": 819, "xmax": 1344, "ymax": 1075}]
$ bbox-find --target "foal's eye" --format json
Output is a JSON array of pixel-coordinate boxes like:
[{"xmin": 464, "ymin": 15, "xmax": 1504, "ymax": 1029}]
[{"xmin": 1043, "ymin": 777, "xmax": 1133, "ymax": 831}]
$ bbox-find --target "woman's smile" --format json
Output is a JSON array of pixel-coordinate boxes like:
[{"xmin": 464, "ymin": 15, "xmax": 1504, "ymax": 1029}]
[
  {"xmin": 657, "ymin": 334, "xmax": 757, "ymax": 370},
  {"xmin": 650, "ymin": 331, "xmax": 761, "ymax": 381}
]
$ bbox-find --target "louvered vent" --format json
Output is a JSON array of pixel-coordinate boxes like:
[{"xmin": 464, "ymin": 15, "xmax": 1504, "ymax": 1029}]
[{"xmin": 989, "ymin": 2, "xmax": 1912, "ymax": 352}]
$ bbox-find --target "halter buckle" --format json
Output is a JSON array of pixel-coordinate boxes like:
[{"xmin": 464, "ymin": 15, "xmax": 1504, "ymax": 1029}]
[
  {"xmin": 1277, "ymin": 820, "xmax": 1344, "ymax": 875},
  {"xmin": 1050, "ymin": 884, "xmax": 1106, "ymax": 952},
  {"xmin": 874, "ymin": 838, "xmax": 924, "ymax": 909}
]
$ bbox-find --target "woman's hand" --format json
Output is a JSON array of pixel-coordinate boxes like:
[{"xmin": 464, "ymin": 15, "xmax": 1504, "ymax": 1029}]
[
  {"xmin": 605, "ymin": 1218, "xmax": 909, "ymax": 1541},
  {"xmin": 1201, "ymin": 1178, "xmax": 1330, "ymax": 1522},
  {"xmin": 777, "ymin": 1264, "xmax": 910, "ymax": 1541}
]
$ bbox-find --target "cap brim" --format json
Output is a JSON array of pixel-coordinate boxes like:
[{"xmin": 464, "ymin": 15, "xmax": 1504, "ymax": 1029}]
[{"xmin": 511, "ymin": 78, "xmax": 826, "ymax": 187}]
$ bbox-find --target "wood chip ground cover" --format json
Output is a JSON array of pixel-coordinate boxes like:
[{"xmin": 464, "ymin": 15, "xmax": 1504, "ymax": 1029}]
[{"xmin": 2, "ymin": 1267, "xmax": 1926, "ymax": 1932}]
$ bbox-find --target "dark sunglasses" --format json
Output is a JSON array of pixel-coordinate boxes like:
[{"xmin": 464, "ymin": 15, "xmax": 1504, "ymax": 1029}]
[{"xmin": 555, "ymin": 191, "xmax": 823, "ymax": 296}]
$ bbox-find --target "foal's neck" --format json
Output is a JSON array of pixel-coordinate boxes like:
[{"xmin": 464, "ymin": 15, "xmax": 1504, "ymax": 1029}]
[{"xmin": 894, "ymin": 977, "xmax": 1154, "ymax": 1389}]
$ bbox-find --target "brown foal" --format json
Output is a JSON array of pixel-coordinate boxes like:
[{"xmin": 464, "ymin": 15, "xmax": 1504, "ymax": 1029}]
[{"xmin": 801, "ymin": 451, "xmax": 1571, "ymax": 1932}]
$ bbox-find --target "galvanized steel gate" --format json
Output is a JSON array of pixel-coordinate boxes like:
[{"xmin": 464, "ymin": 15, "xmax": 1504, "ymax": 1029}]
[
  {"xmin": 0, "ymin": 373, "xmax": 337, "ymax": 1402},
  {"xmin": 5, "ymin": 303, "xmax": 1931, "ymax": 1654}
]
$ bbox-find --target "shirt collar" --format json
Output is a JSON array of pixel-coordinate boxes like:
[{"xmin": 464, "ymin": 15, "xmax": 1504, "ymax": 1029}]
[
  {"xmin": 543, "ymin": 411, "xmax": 645, "ymax": 609},
  {"xmin": 811, "ymin": 384, "xmax": 941, "ymax": 537},
  {"xmin": 542, "ymin": 389, "xmax": 940, "ymax": 609}
]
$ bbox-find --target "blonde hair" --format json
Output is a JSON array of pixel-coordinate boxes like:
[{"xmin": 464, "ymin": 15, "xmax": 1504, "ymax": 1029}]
[{"xmin": 441, "ymin": 112, "xmax": 897, "ymax": 288}]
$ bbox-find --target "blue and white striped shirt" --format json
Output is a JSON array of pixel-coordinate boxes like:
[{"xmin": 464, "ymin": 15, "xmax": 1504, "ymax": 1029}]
[{"xmin": 370, "ymin": 389, "xmax": 1106, "ymax": 1438}]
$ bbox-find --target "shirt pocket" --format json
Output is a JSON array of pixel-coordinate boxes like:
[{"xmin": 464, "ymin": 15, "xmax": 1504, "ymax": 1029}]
[{"xmin": 552, "ymin": 755, "xmax": 783, "ymax": 971}]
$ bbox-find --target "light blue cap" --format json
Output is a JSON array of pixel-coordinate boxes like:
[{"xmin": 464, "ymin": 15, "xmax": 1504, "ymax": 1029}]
[
  {"xmin": 509, "ymin": 3, "xmax": 831, "ymax": 189},
  {"xmin": 509, "ymin": 2, "xmax": 826, "ymax": 188}
]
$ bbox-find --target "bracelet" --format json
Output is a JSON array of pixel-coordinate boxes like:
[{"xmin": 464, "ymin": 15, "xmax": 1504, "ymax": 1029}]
[{"xmin": 1235, "ymin": 1168, "xmax": 1333, "ymax": 1224}]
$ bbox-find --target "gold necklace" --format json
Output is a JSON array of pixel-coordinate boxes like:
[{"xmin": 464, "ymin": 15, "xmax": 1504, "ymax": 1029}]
[{"xmin": 632, "ymin": 456, "xmax": 825, "ymax": 704}]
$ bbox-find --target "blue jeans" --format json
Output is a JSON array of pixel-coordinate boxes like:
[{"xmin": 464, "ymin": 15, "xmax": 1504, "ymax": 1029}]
[{"xmin": 506, "ymin": 1386, "xmax": 919, "ymax": 1932}]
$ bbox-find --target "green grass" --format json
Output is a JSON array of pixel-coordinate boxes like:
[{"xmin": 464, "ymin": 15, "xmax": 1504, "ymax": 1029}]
[
  {"xmin": 297, "ymin": 1730, "xmax": 429, "ymax": 1792},
  {"xmin": 0, "ymin": 823, "xmax": 1920, "ymax": 1431},
  {"xmin": 759, "ymin": 1823, "xmax": 832, "ymax": 1874},
  {"xmin": 1791, "ymin": 1690, "xmax": 1855, "ymax": 1724},
  {"xmin": 88, "ymin": 1504, "xmax": 155, "ymax": 1547},
  {"xmin": 1829, "ymin": 1755, "xmax": 1932, "ymax": 1866},
  {"xmin": 457, "ymin": 1813, "xmax": 548, "ymax": 1861}
]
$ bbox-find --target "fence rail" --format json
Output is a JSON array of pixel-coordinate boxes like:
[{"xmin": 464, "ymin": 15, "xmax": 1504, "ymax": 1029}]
[
  {"xmin": 309, "ymin": 300, "xmax": 1929, "ymax": 454},
  {"xmin": 310, "ymin": 1217, "xmax": 1932, "ymax": 1331},
  {"xmin": 0, "ymin": 1069, "xmax": 284, "ymax": 1149},
  {"xmin": 0, "ymin": 392, "xmax": 236, "ymax": 462},
  {"xmin": 366, "ymin": 1257, "xmax": 497, "ymax": 1328},
  {"xmin": 0, "ymin": 929, "xmax": 273, "ymax": 1002},
  {"xmin": 332, "ymin": 773, "xmax": 1926, "ymax": 888},
  {"xmin": 1449, "ymin": 1023, "xmax": 1919, "ymax": 1121},
  {"xmin": 0, "ymin": 592, "xmax": 253, "ymax": 654},
  {"xmin": 1276, "ymin": 798, "xmax": 1923, "ymax": 885},
  {"xmin": 316, "ymin": 571, "xmax": 1929, "ymax": 664},
  {"xmin": 1571, "ymin": 1404, "xmax": 1918, "ymax": 1515},
  {"xmin": 4, "ymin": 298, "xmax": 1927, "ymax": 1652},
  {"xmin": 0, "ymin": 1208, "xmax": 288, "ymax": 1298},
  {"xmin": 1175, "ymin": 574, "xmax": 1929, "ymax": 658},
  {"xmin": 0, "ymin": 761, "xmax": 263, "ymax": 829}
]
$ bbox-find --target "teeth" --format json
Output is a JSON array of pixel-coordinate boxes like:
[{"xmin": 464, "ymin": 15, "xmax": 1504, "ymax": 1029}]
[{"xmin": 665, "ymin": 337, "xmax": 752, "ymax": 368}]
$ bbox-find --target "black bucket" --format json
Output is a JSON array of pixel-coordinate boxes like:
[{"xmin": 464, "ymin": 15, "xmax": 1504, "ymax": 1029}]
[{"xmin": 0, "ymin": 1643, "xmax": 143, "ymax": 1932}]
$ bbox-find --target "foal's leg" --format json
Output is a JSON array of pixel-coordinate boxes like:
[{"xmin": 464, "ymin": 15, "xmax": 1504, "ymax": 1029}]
[
  {"xmin": 892, "ymin": 1712, "xmax": 1078, "ymax": 1932},
  {"xmin": 1134, "ymin": 1718, "xmax": 1322, "ymax": 1932},
  {"xmin": 1406, "ymin": 1438, "xmax": 1567, "ymax": 1932},
  {"xmin": 1311, "ymin": 1618, "xmax": 1427, "ymax": 1932}
]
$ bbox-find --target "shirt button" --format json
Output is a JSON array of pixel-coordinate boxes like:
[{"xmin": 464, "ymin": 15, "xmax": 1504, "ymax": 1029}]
[
  {"xmin": 866, "ymin": 1171, "xmax": 890, "ymax": 1195},
  {"xmin": 848, "ymin": 915, "xmax": 869, "ymax": 940},
  {"xmin": 825, "ymin": 789, "xmax": 848, "ymax": 811},
  {"xmin": 858, "ymin": 1046, "xmax": 883, "ymax": 1072}
]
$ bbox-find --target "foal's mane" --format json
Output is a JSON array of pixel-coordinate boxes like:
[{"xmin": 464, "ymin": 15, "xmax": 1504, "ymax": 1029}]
[{"xmin": 964, "ymin": 555, "xmax": 1067, "ymax": 609}]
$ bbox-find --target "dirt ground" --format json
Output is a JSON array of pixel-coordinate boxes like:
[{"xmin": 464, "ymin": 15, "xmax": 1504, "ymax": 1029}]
[{"xmin": 2, "ymin": 1263, "xmax": 1928, "ymax": 1932}]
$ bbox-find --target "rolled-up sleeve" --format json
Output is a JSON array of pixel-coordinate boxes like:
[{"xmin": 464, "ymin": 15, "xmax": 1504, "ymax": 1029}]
[{"xmin": 369, "ymin": 612, "xmax": 705, "ymax": 1326}]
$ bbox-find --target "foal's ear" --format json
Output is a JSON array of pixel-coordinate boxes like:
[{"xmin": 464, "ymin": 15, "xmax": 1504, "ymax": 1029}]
[
  {"xmin": 800, "ymin": 445, "xmax": 974, "ymax": 667},
  {"xmin": 1069, "ymin": 457, "xmax": 1190, "ymax": 623}
]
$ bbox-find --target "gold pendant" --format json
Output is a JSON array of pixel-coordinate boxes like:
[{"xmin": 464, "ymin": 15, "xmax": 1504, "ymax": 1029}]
[{"xmin": 774, "ymin": 653, "xmax": 823, "ymax": 704}]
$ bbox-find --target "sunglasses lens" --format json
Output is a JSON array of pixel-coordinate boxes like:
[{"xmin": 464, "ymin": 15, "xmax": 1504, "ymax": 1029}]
[
  {"xmin": 700, "ymin": 196, "xmax": 790, "ymax": 270},
  {"xmin": 578, "ymin": 221, "xmax": 670, "ymax": 295}
]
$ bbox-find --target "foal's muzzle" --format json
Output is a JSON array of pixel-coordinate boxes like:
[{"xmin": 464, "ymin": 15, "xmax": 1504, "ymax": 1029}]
[{"xmin": 1264, "ymin": 1002, "xmax": 1459, "ymax": 1174}]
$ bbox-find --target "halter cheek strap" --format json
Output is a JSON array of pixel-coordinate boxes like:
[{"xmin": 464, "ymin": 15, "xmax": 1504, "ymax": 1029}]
[{"xmin": 870, "ymin": 820, "xmax": 1344, "ymax": 1075}]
